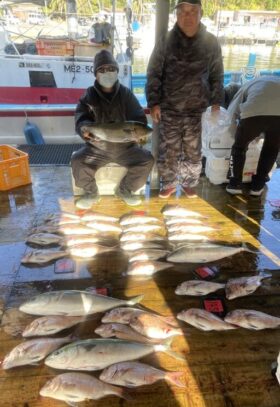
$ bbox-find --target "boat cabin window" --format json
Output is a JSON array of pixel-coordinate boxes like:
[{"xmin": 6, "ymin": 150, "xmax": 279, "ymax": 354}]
[{"xmin": 29, "ymin": 71, "xmax": 57, "ymax": 88}]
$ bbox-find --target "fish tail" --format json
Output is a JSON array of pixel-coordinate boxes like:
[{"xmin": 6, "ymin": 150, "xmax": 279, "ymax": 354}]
[
  {"xmin": 113, "ymin": 385, "xmax": 133, "ymax": 401},
  {"xmin": 155, "ymin": 338, "xmax": 186, "ymax": 362},
  {"xmin": 127, "ymin": 294, "xmax": 144, "ymax": 306},
  {"xmin": 165, "ymin": 371, "xmax": 186, "ymax": 388},
  {"xmin": 162, "ymin": 316, "xmax": 179, "ymax": 327}
]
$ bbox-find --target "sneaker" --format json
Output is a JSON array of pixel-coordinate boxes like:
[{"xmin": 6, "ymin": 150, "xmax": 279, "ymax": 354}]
[
  {"xmin": 226, "ymin": 183, "xmax": 242, "ymax": 195},
  {"xmin": 181, "ymin": 186, "xmax": 197, "ymax": 198},
  {"xmin": 249, "ymin": 187, "xmax": 264, "ymax": 197},
  {"xmin": 75, "ymin": 192, "xmax": 100, "ymax": 209},
  {"xmin": 159, "ymin": 187, "xmax": 176, "ymax": 199},
  {"xmin": 115, "ymin": 187, "xmax": 142, "ymax": 206}
]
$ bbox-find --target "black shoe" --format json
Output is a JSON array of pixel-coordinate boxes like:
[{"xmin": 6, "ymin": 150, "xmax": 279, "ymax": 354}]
[
  {"xmin": 115, "ymin": 186, "xmax": 142, "ymax": 206},
  {"xmin": 250, "ymin": 176, "xmax": 265, "ymax": 196},
  {"xmin": 226, "ymin": 182, "xmax": 242, "ymax": 195},
  {"xmin": 75, "ymin": 192, "xmax": 100, "ymax": 209},
  {"xmin": 249, "ymin": 187, "xmax": 264, "ymax": 197}
]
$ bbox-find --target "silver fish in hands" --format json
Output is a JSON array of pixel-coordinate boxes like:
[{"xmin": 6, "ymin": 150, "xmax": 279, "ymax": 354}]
[
  {"xmin": 1, "ymin": 334, "xmax": 74, "ymax": 369},
  {"xmin": 161, "ymin": 205, "xmax": 205, "ymax": 218},
  {"xmin": 44, "ymin": 338, "xmax": 183, "ymax": 371},
  {"xmin": 100, "ymin": 361, "xmax": 185, "ymax": 388},
  {"xmin": 126, "ymin": 260, "xmax": 172, "ymax": 276},
  {"xmin": 177, "ymin": 309, "xmax": 237, "ymax": 331},
  {"xmin": 26, "ymin": 233, "xmax": 63, "ymax": 246},
  {"xmin": 68, "ymin": 243, "xmax": 118, "ymax": 258},
  {"xmin": 167, "ymin": 243, "xmax": 253, "ymax": 263},
  {"xmin": 175, "ymin": 280, "xmax": 225, "ymax": 296},
  {"xmin": 81, "ymin": 121, "xmax": 153, "ymax": 143},
  {"xmin": 102, "ymin": 307, "xmax": 178, "ymax": 327},
  {"xmin": 22, "ymin": 315, "xmax": 85, "ymax": 337},
  {"xmin": 19, "ymin": 290, "xmax": 143, "ymax": 316},
  {"xmin": 224, "ymin": 309, "xmax": 280, "ymax": 330},
  {"xmin": 120, "ymin": 213, "xmax": 160, "ymax": 226},
  {"xmin": 95, "ymin": 323, "xmax": 160, "ymax": 344},
  {"xmin": 21, "ymin": 249, "xmax": 68, "ymax": 265},
  {"xmin": 129, "ymin": 313, "xmax": 183, "ymax": 339},
  {"xmin": 128, "ymin": 249, "xmax": 170, "ymax": 262},
  {"xmin": 225, "ymin": 272, "xmax": 271, "ymax": 300},
  {"xmin": 40, "ymin": 372, "xmax": 128, "ymax": 403}
]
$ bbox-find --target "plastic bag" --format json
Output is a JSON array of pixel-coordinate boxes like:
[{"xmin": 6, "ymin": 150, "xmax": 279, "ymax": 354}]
[{"xmin": 201, "ymin": 107, "xmax": 233, "ymax": 151}]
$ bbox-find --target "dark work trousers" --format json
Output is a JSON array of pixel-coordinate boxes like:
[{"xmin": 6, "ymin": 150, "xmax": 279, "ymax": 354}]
[
  {"xmin": 229, "ymin": 116, "xmax": 280, "ymax": 186},
  {"xmin": 158, "ymin": 112, "xmax": 202, "ymax": 189},
  {"xmin": 71, "ymin": 142, "xmax": 154, "ymax": 194}
]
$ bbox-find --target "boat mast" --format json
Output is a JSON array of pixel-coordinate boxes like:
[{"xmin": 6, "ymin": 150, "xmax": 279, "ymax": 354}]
[
  {"xmin": 155, "ymin": 0, "xmax": 169, "ymax": 41},
  {"xmin": 66, "ymin": 0, "xmax": 78, "ymax": 39}
]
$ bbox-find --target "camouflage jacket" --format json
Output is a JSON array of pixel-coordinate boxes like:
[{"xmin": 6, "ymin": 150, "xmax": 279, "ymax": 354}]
[{"xmin": 146, "ymin": 23, "xmax": 224, "ymax": 115}]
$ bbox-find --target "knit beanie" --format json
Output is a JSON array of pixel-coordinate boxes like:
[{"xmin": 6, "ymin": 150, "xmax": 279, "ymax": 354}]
[{"xmin": 93, "ymin": 50, "xmax": 119, "ymax": 75}]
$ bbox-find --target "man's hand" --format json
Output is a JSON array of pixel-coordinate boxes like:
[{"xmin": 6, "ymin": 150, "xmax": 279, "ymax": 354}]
[{"xmin": 150, "ymin": 105, "xmax": 161, "ymax": 123}]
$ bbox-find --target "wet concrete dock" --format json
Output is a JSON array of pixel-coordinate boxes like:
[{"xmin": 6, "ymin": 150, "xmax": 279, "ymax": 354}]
[{"xmin": 0, "ymin": 165, "xmax": 280, "ymax": 407}]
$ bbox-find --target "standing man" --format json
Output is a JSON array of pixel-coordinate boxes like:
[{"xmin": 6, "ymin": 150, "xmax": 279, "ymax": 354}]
[
  {"xmin": 146, "ymin": 0, "xmax": 224, "ymax": 198},
  {"xmin": 226, "ymin": 76, "xmax": 280, "ymax": 197},
  {"xmin": 72, "ymin": 50, "xmax": 154, "ymax": 209}
]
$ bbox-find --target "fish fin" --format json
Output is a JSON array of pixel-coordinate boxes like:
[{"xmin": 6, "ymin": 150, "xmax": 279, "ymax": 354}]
[
  {"xmin": 259, "ymin": 271, "xmax": 272, "ymax": 279},
  {"xmin": 165, "ymin": 371, "xmax": 186, "ymax": 388},
  {"xmin": 66, "ymin": 403, "xmax": 79, "ymax": 407},
  {"xmin": 127, "ymin": 294, "xmax": 144, "ymax": 306},
  {"xmin": 159, "ymin": 338, "xmax": 186, "ymax": 362},
  {"xmin": 162, "ymin": 316, "xmax": 179, "ymax": 327}
]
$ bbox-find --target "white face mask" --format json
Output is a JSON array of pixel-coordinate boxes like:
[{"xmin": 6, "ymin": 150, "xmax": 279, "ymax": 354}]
[{"xmin": 97, "ymin": 71, "xmax": 118, "ymax": 88}]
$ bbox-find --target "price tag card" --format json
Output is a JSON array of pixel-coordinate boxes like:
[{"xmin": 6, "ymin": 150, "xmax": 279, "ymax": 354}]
[
  {"xmin": 55, "ymin": 258, "xmax": 75, "ymax": 274},
  {"xmin": 193, "ymin": 266, "xmax": 219, "ymax": 280},
  {"xmin": 203, "ymin": 295, "xmax": 226, "ymax": 318}
]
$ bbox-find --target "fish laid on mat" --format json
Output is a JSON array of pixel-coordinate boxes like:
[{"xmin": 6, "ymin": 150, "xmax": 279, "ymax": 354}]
[
  {"xmin": 60, "ymin": 224, "xmax": 98, "ymax": 235},
  {"xmin": 126, "ymin": 260, "xmax": 172, "ymax": 276},
  {"xmin": 86, "ymin": 220, "xmax": 122, "ymax": 233},
  {"xmin": 165, "ymin": 218, "xmax": 203, "ymax": 226},
  {"xmin": 102, "ymin": 307, "xmax": 178, "ymax": 327},
  {"xmin": 128, "ymin": 249, "xmax": 170, "ymax": 262},
  {"xmin": 225, "ymin": 272, "xmax": 271, "ymax": 300},
  {"xmin": 81, "ymin": 212, "xmax": 119, "ymax": 223},
  {"xmin": 121, "ymin": 240, "xmax": 168, "ymax": 252},
  {"xmin": 45, "ymin": 212, "xmax": 81, "ymax": 222},
  {"xmin": 26, "ymin": 233, "xmax": 63, "ymax": 247},
  {"xmin": 21, "ymin": 250, "xmax": 68, "ymax": 265},
  {"xmin": 120, "ymin": 232, "xmax": 165, "ymax": 242},
  {"xmin": 161, "ymin": 205, "xmax": 205, "ymax": 218},
  {"xmin": 40, "ymin": 373, "xmax": 128, "ymax": 403},
  {"xmin": 19, "ymin": 291, "xmax": 143, "ymax": 316},
  {"xmin": 129, "ymin": 313, "xmax": 183, "ymax": 339},
  {"xmin": 175, "ymin": 280, "xmax": 225, "ymax": 296},
  {"xmin": 168, "ymin": 233, "xmax": 209, "ymax": 242},
  {"xmin": 224, "ymin": 309, "xmax": 280, "ymax": 330},
  {"xmin": 68, "ymin": 243, "xmax": 118, "ymax": 259},
  {"xmin": 44, "ymin": 338, "xmax": 184, "ymax": 370},
  {"xmin": 167, "ymin": 243, "xmax": 253, "ymax": 263},
  {"xmin": 100, "ymin": 361, "xmax": 185, "ymax": 388},
  {"xmin": 120, "ymin": 214, "xmax": 160, "ymax": 226},
  {"xmin": 1, "ymin": 334, "xmax": 74, "ymax": 369},
  {"xmin": 66, "ymin": 235, "xmax": 119, "ymax": 247},
  {"xmin": 81, "ymin": 121, "xmax": 152, "ymax": 143},
  {"xmin": 44, "ymin": 216, "xmax": 81, "ymax": 226},
  {"xmin": 177, "ymin": 309, "xmax": 237, "ymax": 331},
  {"xmin": 22, "ymin": 315, "xmax": 85, "ymax": 337},
  {"xmin": 167, "ymin": 224, "xmax": 216, "ymax": 234},
  {"xmin": 95, "ymin": 323, "xmax": 160, "ymax": 344},
  {"xmin": 122, "ymin": 224, "xmax": 162, "ymax": 233}
]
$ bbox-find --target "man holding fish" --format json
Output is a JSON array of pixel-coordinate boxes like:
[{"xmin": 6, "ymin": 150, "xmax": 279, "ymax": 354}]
[{"xmin": 72, "ymin": 49, "xmax": 154, "ymax": 209}]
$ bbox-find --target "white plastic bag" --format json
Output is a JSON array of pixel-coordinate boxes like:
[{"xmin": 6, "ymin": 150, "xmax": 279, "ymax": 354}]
[{"xmin": 202, "ymin": 107, "xmax": 233, "ymax": 151}]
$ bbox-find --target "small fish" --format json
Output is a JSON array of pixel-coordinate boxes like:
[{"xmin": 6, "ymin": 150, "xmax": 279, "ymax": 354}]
[
  {"xmin": 26, "ymin": 233, "xmax": 63, "ymax": 247},
  {"xmin": 19, "ymin": 291, "xmax": 144, "ymax": 316},
  {"xmin": 120, "ymin": 232, "xmax": 165, "ymax": 242},
  {"xmin": 224, "ymin": 309, "xmax": 280, "ymax": 330},
  {"xmin": 31, "ymin": 225, "xmax": 61, "ymax": 234},
  {"xmin": 86, "ymin": 220, "xmax": 122, "ymax": 233},
  {"xmin": 44, "ymin": 216, "xmax": 81, "ymax": 226},
  {"xmin": 167, "ymin": 243, "xmax": 253, "ymax": 263},
  {"xmin": 45, "ymin": 212, "xmax": 81, "ymax": 222},
  {"xmin": 120, "ymin": 214, "xmax": 160, "ymax": 226},
  {"xmin": 40, "ymin": 372, "xmax": 128, "ymax": 403},
  {"xmin": 165, "ymin": 218, "xmax": 203, "ymax": 226},
  {"xmin": 225, "ymin": 272, "xmax": 271, "ymax": 300},
  {"xmin": 161, "ymin": 205, "xmax": 205, "ymax": 218},
  {"xmin": 128, "ymin": 249, "xmax": 170, "ymax": 262},
  {"xmin": 175, "ymin": 280, "xmax": 225, "ymax": 296},
  {"xmin": 66, "ymin": 235, "xmax": 119, "ymax": 247},
  {"xmin": 68, "ymin": 243, "xmax": 117, "ymax": 258},
  {"xmin": 81, "ymin": 121, "xmax": 153, "ymax": 143},
  {"xmin": 95, "ymin": 323, "xmax": 160, "ymax": 344},
  {"xmin": 60, "ymin": 224, "xmax": 98, "ymax": 235},
  {"xmin": 121, "ymin": 240, "xmax": 168, "ymax": 252},
  {"xmin": 100, "ymin": 361, "xmax": 185, "ymax": 388},
  {"xmin": 1, "ymin": 335, "xmax": 74, "ymax": 369},
  {"xmin": 127, "ymin": 260, "xmax": 172, "ymax": 276},
  {"xmin": 22, "ymin": 315, "xmax": 85, "ymax": 337},
  {"xmin": 81, "ymin": 212, "xmax": 119, "ymax": 223},
  {"xmin": 168, "ymin": 233, "xmax": 209, "ymax": 242},
  {"xmin": 167, "ymin": 224, "xmax": 216, "ymax": 234},
  {"xmin": 122, "ymin": 224, "xmax": 162, "ymax": 233},
  {"xmin": 45, "ymin": 338, "xmax": 184, "ymax": 371},
  {"xmin": 177, "ymin": 309, "xmax": 237, "ymax": 331},
  {"xmin": 102, "ymin": 307, "xmax": 178, "ymax": 327},
  {"xmin": 129, "ymin": 314, "xmax": 183, "ymax": 339},
  {"xmin": 21, "ymin": 250, "xmax": 68, "ymax": 265}
]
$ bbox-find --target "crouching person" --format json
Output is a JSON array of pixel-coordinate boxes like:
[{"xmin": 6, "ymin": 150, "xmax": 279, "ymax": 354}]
[{"xmin": 71, "ymin": 50, "xmax": 154, "ymax": 209}]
